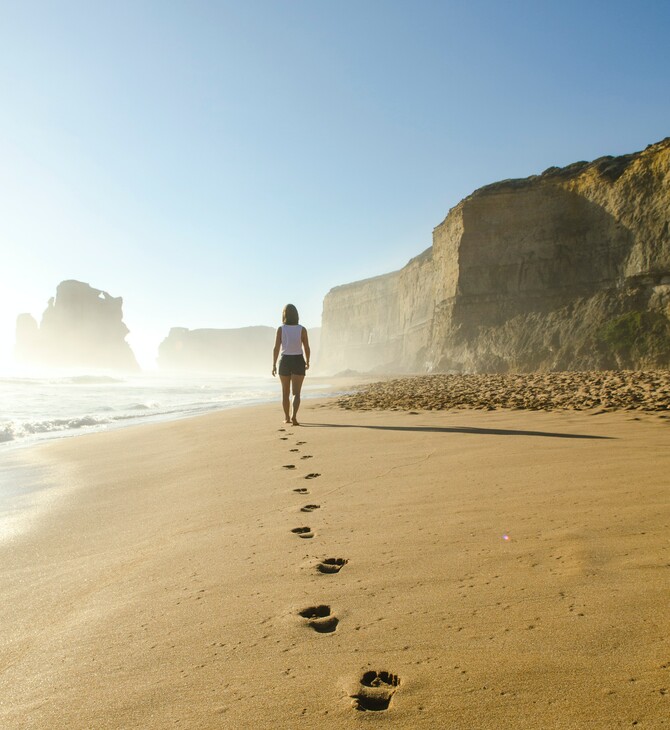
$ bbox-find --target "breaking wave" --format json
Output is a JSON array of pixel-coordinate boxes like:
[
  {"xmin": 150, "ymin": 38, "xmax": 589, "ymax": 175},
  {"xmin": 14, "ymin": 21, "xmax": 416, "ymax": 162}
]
[
  {"xmin": 1, "ymin": 416, "xmax": 113, "ymax": 442},
  {"xmin": 0, "ymin": 373, "xmax": 299, "ymax": 448}
]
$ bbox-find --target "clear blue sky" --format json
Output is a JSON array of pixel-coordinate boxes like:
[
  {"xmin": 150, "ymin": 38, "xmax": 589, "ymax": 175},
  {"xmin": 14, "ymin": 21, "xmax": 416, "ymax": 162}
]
[{"xmin": 1, "ymin": 0, "xmax": 668, "ymax": 368}]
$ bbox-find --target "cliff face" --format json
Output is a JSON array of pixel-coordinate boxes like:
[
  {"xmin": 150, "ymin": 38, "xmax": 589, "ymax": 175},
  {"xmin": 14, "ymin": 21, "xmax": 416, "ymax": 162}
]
[
  {"xmin": 15, "ymin": 280, "xmax": 139, "ymax": 371},
  {"xmin": 319, "ymin": 249, "xmax": 434, "ymax": 373},
  {"xmin": 160, "ymin": 325, "xmax": 321, "ymax": 375},
  {"xmin": 158, "ymin": 326, "xmax": 276, "ymax": 374},
  {"xmin": 320, "ymin": 138, "xmax": 670, "ymax": 373}
]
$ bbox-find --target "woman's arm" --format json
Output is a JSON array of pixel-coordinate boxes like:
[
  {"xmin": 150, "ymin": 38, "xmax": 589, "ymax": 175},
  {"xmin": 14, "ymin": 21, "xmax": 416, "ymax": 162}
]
[
  {"xmin": 302, "ymin": 327, "xmax": 311, "ymax": 370},
  {"xmin": 272, "ymin": 327, "xmax": 282, "ymax": 376}
]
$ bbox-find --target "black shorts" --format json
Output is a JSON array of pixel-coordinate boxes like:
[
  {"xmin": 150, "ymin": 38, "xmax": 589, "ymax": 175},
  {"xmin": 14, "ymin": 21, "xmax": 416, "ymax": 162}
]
[{"xmin": 278, "ymin": 354, "xmax": 306, "ymax": 376}]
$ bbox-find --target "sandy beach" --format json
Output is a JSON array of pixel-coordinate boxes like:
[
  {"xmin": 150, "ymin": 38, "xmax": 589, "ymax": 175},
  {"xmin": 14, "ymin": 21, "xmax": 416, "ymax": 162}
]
[{"xmin": 1, "ymin": 383, "xmax": 669, "ymax": 728}]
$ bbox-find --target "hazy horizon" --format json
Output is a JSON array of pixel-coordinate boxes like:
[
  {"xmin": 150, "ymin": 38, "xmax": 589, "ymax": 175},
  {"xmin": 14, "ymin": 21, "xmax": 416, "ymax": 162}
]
[{"xmin": 2, "ymin": 1, "xmax": 669, "ymax": 369}]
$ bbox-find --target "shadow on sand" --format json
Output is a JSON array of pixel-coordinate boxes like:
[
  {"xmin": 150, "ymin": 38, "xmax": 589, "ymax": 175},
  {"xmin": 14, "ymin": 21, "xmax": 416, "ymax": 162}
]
[{"xmin": 302, "ymin": 423, "xmax": 614, "ymax": 440}]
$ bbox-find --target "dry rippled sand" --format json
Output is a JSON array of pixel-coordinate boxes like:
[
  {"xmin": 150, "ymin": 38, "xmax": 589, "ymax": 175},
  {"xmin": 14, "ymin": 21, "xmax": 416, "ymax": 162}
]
[{"xmin": 335, "ymin": 370, "xmax": 670, "ymax": 412}]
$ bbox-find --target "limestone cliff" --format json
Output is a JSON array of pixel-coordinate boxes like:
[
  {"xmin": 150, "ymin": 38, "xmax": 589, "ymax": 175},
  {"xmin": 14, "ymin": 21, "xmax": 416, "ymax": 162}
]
[
  {"xmin": 15, "ymin": 280, "xmax": 139, "ymax": 371},
  {"xmin": 319, "ymin": 249, "xmax": 434, "ymax": 372},
  {"xmin": 159, "ymin": 325, "xmax": 321, "ymax": 375},
  {"xmin": 320, "ymin": 138, "xmax": 670, "ymax": 373},
  {"xmin": 158, "ymin": 326, "xmax": 275, "ymax": 374}
]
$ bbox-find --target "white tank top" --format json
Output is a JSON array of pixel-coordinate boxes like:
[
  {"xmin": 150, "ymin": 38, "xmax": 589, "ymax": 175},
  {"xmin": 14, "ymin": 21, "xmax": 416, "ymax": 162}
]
[{"xmin": 281, "ymin": 325, "xmax": 304, "ymax": 355}]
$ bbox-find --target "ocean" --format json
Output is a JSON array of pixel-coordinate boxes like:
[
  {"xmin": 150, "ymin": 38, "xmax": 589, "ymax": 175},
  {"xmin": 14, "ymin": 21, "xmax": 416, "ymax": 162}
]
[{"xmin": 0, "ymin": 371, "xmax": 331, "ymax": 449}]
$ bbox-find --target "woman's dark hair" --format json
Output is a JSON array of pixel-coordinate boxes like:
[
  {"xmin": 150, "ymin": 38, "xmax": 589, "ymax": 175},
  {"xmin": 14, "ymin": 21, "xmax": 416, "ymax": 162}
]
[{"xmin": 282, "ymin": 304, "xmax": 299, "ymax": 325}]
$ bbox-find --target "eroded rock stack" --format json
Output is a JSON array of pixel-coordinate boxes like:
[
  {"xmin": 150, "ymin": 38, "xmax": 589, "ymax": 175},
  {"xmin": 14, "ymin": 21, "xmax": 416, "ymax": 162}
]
[{"xmin": 15, "ymin": 280, "xmax": 139, "ymax": 371}]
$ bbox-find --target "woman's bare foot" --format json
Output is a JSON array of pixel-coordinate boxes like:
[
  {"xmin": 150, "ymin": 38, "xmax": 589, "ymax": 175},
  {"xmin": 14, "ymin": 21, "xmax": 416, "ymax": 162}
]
[
  {"xmin": 292, "ymin": 417, "xmax": 300, "ymax": 426},
  {"xmin": 284, "ymin": 419, "xmax": 291, "ymax": 424}
]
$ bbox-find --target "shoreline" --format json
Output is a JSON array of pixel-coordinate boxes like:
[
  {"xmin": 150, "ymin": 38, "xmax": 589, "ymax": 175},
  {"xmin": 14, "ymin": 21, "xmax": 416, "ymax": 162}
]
[
  {"xmin": 0, "ymin": 449, "xmax": 61, "ymax": 544},
  {"xmin": 0, "ymin": 373, "xmax": 357, "ymax": 453},
  {"xmin": 0, "ymin": 375, "xmax": 365, "ymax": 542},
  {"xmin": 1, "ymin": 396, "xmax": 669, "ymax": 727}
]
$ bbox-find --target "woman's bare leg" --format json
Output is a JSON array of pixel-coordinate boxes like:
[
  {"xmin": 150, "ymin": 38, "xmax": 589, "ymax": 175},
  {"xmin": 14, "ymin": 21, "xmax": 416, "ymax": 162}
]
[
  {"xmin": 291, "ymin": 374, "xmax": 305, "ymax": 425},
  {"xmin": 279, "ymin": 375, "xmax": 291, "ymax": 423}
]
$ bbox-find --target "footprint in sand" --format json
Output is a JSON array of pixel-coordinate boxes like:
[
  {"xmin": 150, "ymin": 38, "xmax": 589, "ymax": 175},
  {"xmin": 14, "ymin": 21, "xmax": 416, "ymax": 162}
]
[
  {"xmin": 300, "ymin": 455, "xmax": 313, "ymax": 460},
  {"xmin": 296, "ymin": 441, "xmax": 306, "ymax": 445},
  {"xmin": 290, "ymin": 448, "xmax": 299, "ymax": 452},
  {"xmin": 304, "ymin": 473, "xmax": 320, "ymax": 480},
  {"xmin": 278, "ymin": 428, "xmax": 286, "ymax": 432},
  {"xmin": 300, "ymin": 504, "xmax": 320, "ymax": 512},
  {"xmin": 291, "ymin": 526, "xmax": 314, "ymax": 539},
  {"xmin": 282, "ymin": 464, "xmax": 296, "ymax": 470},
  {"xmin": 298, "ymin": 605, "xmax": 338, "ymax": 633},
  {"xmin": 293, "ymin": 487, "xmax": 309, "ymax": 494},
  {"xmin": 351, "ymin": 671, "xmax": 400, "ymax": 712},
  {"xmin": 317, "ymin": 558, "xmax": 347, "ymax": 574},
  {"xmin": 279, "ymin": 437, "xmax": 288, "ymax": 441}
]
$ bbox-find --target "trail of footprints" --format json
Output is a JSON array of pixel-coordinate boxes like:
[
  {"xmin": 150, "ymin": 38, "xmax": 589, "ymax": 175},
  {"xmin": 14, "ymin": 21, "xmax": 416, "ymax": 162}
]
[
  {"xmin": 300, "ymin": 504, "xmax": 320, "ymax": 513},
  {"xmin": 277, "ymin": 426, "xmax": 401, "ymax": 711},
  {"xmin": 352, "ymin": 671, "xmax": 400, "ymax": 712},
  {"xmin": 299, "ymin": 604, "xmax": 339, "ymax": 633}
]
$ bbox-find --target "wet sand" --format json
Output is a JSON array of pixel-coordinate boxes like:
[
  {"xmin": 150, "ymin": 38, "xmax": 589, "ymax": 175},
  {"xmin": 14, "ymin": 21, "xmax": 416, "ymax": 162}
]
[{"xmin": 1, "ymin": 388, "xmax": 669, "ymax": 728}]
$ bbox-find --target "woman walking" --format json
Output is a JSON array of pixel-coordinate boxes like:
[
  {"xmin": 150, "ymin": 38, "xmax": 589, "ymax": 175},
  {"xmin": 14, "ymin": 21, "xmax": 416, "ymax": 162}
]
[{"xmin": 272, "ymin": 304, "xmax": 310, "ymax": 425}]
